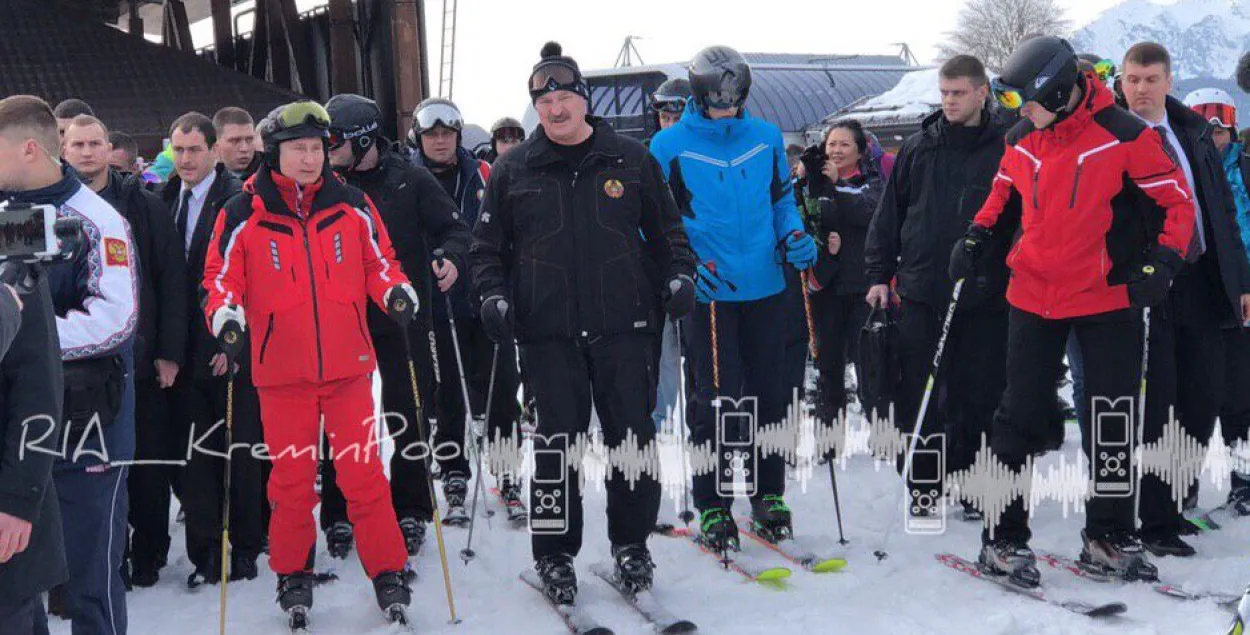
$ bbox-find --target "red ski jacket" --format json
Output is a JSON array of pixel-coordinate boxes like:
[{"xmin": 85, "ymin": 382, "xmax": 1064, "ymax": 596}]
[
  {"xmin": 974, "ymin": 74, "xmax": 1195, "ymax": 319},
  {"xmin": 203, "ymin": 167, "xmax": 409, "ymax": 388}
]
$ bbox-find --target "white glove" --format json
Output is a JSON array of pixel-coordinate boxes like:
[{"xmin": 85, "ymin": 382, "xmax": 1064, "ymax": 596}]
[
  {"xmin": 384, "ymin": 283, "xmax": 420, "ymax": 313},
  {"xmin": 211, "ymin": 304, "xmax": 247, "ymax": 338}
]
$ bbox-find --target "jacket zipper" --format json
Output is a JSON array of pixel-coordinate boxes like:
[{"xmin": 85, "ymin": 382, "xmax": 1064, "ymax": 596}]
[
  {"xmin": 1069, "ymin": 164, "xmax": 1083, "ymax": 209},
  {"xmin": 296, "ymin": 186, "xmax": 325, "ymax": 380},
  {"xmin": 570, "ymin": 152, "xmax": 599, "ymax": 336},
  {"xmin": 1032, "ymin": 168, "xmax": 1040, "ymax": 210},
  {"xmin": 259, "ymin": 314, "xmax": 275, "ymax": 364}
]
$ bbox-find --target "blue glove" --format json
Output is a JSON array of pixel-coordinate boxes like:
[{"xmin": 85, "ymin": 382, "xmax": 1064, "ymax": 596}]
[
  {"xmin": 695, "ymin": 262, "xmax": 736, "ymax": 303},
  {"xmin": 784, "ymin": 231, "xmax": 818, "ymax": 271}
]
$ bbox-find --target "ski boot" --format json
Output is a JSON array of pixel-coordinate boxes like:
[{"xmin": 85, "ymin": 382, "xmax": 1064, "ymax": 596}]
[
  {"xmin": 442, "ymin": 473, "xmax": 470, "ymax": 526},
  {"xmin": 325, "ymin": 521, "xmax": 354, "ymax": 559},
  {"xmin": 611, "ymin": 543, "xmax": 655, "ymax": 596},
  {"xmin": 1079, "ymin": 530, "xmax": 1159, "ymax": 581},
  {"xmin": 698, "ymin": 508, "xmax": 740, "ymax": 554},
  {"xmin": 373, "ymin": 570, "xmax": 412, "ymax": 625},
  {"xmin": 186, "ymin": 551, "xmax": 222, "ymax": 589},
  {"xmin": 398, "ymin": 517, "xmax": 426, "ymax": 557},
  {"xmin": 978, "ymin": 538, "xmax": 1041, "ymax": 588},
  {"xmin": 1142, "ymin": 532, "xmax": 1196, "ymax": 558},
  {"xmin": 960, "ymin": 501, "xmax": 984, "ymax": 522},
  {"xmin": 498, "ymin": 476, "xmax": 529, "ymax": 524},
  {"xmin": 1229, "ymin": 480, "xmax": 1250, "ymax": 517},
  {"xmin": 749, "ymin": 495, "xmax": 794, "ymax": 543},
  {"xmin": 230, "ymin": 554, "xmax": 259, "ymax": 581},
  {"xmin": 277, "ymin": 572, "xmax": 316, "ymax": 631},
  {"xmin": 535, "ymin": 553, "xmax": 578, "ymax": 605}
]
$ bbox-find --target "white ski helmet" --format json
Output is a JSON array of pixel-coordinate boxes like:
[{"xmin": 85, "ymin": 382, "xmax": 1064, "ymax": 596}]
[{"xmin": 1183, "ymin": 88, "xmax": 1237, "ymax": 129}]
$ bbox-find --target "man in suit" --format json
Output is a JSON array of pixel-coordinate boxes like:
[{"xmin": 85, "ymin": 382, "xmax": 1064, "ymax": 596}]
[
  {"xmin": 1120, "ymin": 43, "xmax": 1250, "ymax": 558},
  {"xmin": 159, "ymin": 112, "xmax": 264, "ymax": 585}
]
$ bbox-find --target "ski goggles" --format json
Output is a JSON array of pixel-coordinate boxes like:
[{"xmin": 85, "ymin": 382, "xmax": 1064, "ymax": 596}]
[
  {"xmin": 278, "ymin": 101, "xmax": 331, "ymax": 130},
  {"xmin": 528, "ymin": 62, "xmax": 589, "ymax": 101},
  {"xmin": 991, "ymin": 77, "xmax": 1026, "ymax": 110},
  {"xmin": 1092, "ymin": 59, "xmax": 1116, "ymax": 83},
  {"xmin": 1192, "ymin": 102, "xmax": 1238, "ymax": 129},
  {"xmin": 991, "ymin": 51, "xmax": 1075, "ymax": 111},
  {"xmin": 414, "ymin": 102, "xmax": 463, "ymax": 134},
  {"xmin": 650, "ymin": 95, "xmax": 688, "ymax": 114},
  {"xmin": 492, "ymin": 128, "xmax": 524, "ymax": 143},
  {"xmin": 328, "ymin": 122, "xmax": 379, "ymax": 150}
]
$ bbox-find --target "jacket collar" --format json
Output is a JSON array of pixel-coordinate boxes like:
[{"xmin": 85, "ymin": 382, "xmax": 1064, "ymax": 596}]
[
  {"xmin": 248, "ymin": 165, "xmax": 354, "ymax": 220},
  {"xmin": 1045, "ymin": 72, "xmax": 1114, "ymax": 145},
  {"xmin": 1164, "ymin": 95, "xmax": 1212, "ymax": 142},
  {"xmin": 523, "ymin": 116, "xmax": 621, "ymax": 169},
  {"xmin": 919, "ymin": 108, "xmax": 1002, "ymax": 150},
  {"xmin": 677, "ymin": 99, "xmax": 755, "ymax": 140},
  {"xmin": 2, "ymin": 164, "xmax": 82, "ymax": 208}
]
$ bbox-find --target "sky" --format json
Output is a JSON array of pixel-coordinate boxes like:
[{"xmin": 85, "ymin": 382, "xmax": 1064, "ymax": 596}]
[{"xmin": 187, "ymin": 0, "xmax": 1181, "ymax": 126}]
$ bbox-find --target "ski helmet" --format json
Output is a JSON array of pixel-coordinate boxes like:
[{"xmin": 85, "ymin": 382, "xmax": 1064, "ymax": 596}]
[
  {"xmin": 261, "ymin": 100, "xmax": 331, "ymax": 167},
  {"xmin": 489, "ymin": 117, "xmax": 525, "ymax": 153},
  {"xmin": 688, "ymin": 46, "xmax": 752, "ymax": 114},
  {"xmin": 1183, "ymin": 88, "xmax": 1237, "ymax": 129},
  {"xmin": 411, "ymin": 98, "xmax": 464, "ymax": 137},
  {"xmin": 651, "ymin": 77, "xmax": 692, "ymax": 113},
  {"xmin": 992, "ymin": 36, "xmax": 1081, "ymax": 113},
  {"xmin": 326, "ymin": 93, "xmax": 383, "ymax": 170}
]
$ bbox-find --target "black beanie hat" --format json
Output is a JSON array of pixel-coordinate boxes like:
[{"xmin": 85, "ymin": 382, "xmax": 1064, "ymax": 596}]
[{"xmin": 528, "ymin": 41, "xmax": 590, "ymax": 103}]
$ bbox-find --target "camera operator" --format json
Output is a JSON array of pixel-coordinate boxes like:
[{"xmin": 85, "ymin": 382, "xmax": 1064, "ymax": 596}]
[
  {"xmin": 0, "ymin": 95, "xmax": 99, "ymax": 634},
  {"xmin": 0, "ymin": 95, "xmax": 138, "ymax": 635}
]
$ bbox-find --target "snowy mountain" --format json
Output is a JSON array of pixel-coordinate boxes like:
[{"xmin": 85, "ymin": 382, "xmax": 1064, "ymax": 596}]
[
  {"xmin": 1071, "ymin": 0, "xmax": 1250, "ymax": 81},
  {"xmin": 1072, "ymin": 0, "xmax": 1250, "ymax": 118}
]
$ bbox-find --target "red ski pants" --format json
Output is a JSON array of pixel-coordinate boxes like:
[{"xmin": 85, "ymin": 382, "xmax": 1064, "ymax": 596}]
[{"xmin": 259, "ymin": 374, "xmax": 407, "ymax": 577}]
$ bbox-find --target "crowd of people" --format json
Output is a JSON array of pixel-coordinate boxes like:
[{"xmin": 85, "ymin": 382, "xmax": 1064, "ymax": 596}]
[{"xmin": 0, "ymin": 31, "xmax": 1247, "ymax": 633}]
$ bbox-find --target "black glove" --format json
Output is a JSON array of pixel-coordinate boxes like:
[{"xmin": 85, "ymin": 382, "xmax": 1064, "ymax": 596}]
[
  {"xmin": 948, "ymin": 224, "xmax": 993, "ymax": 281},
  {"xmin": 800, "ymin": 144, "xmax": 826, "ymax": 183},
  {"xmin": 480, "ymin": 295, "xmax": 513, "ymax": 342},
  {"xmin": 1127, "ymin": 246, "xmax": 1184, "ymax": 309},
  {"xmin": 662, "ymin": 274, "xmax": 695, "ymax": 319}
]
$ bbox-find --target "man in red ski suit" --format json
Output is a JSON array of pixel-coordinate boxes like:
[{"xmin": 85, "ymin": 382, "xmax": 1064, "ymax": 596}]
[{"xmin": 202, "ymin": 101, "xmax": 417, "ymax": 617}]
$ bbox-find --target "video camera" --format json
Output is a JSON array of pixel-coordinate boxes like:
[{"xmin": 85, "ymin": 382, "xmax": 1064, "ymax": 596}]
[{"xmin": 0, "ymin": 201, "xmax": 84, "ymax": 294}]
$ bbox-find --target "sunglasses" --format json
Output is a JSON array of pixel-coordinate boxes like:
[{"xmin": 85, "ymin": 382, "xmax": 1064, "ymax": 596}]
[
  {"xmin": 1193, "ymin": 102, "xmax": 1237, "ymax": 129},
  {"xmin": 278, "ymin": 101, "xmax": 331, "ymax": 129}
]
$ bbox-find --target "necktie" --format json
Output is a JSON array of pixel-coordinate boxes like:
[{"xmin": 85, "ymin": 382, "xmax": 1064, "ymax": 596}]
[
  {"xmin": 176, "ymin": 189, "xmax": 193, "ymax": 247},
  {"xmin": 1155, "ymin": 125, "xmax": 1203, "ymax": 262}
]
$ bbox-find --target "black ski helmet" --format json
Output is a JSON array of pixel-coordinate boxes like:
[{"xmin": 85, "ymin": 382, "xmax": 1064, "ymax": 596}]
[
  {"xmin": 326, "ymin": 93, "xmax": 383, "ymax": 170},
  {"xmin": 411, "ymin": 97, "xmax": 464, "ymax": 168},
  {"xmin": 260, "ymin": 100, "xmax": 331, "ymax": 168},
  {"xmin": 688, "ymin": 46, "xmax": 752, "ymax": 114},
  {"xmin": 994, "ymin": 36, "xmax": 1081, "ymax": 114},
  {"xmin": 651, "ymin": 77, "xmax": 693, "ymax": 113},
  {"xmin": 489, "ymin": 117, "xmax": 525, "ymax": 153}
]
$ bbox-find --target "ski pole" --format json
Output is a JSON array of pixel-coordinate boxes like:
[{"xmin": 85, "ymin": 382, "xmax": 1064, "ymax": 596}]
[
  {"xmin": 394, "ymin": 295, "xmax": 460, "ymax": 624},
  {"xmin": 1133, "ymin": 307, "xmax": 1151, "ymax": 530},
  {"xmin": 800, "ymin": 270, "xmax": 847, "ymax": 546},
  {"xmin": 880, "ymin": 279, "xmax": 964, "ymax": 560},
  {"xmin": 462, "ymin": 344, "xmax": 500, "ymax": 563},
  {"xmin": 217, "ymin": 320, "xmax": 244, "ymax": 635},
  {"xmin": 436, "ymin": 249, "xmax": 488, "ymax": 507},
  {"xmin": 675, "ymin": 319, "xmax": 694, "ymax": 527}
]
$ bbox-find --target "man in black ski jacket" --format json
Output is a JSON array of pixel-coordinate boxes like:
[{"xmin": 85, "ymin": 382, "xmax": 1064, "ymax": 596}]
[
  {"xmin": 320, "ymin": 93, "xmax": 473, "ymax": 556},
  {"xmin": 471, "ymin": 42, "xmax": 695, "ymax": 605},
  {"xmin": 159, "ymin": 113, "xmax": 264, "ymax": 585},
  {"xmin": 1119, "ymin": 43, "xmax": 1250, "ymax": 557},
  {"xmin": 409, "ymin": 97, "xmax": 525, "ymax": 521},
  {"xmin": 63, "ymin": 115, "xmax": 189, "ymax": 586},
  {"xmin": 864, "ymin": 56, "xmax": 1018, "ymax": 520}
]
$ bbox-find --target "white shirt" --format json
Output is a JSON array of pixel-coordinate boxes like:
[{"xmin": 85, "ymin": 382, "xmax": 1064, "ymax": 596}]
[
  {"xmin": 1134, "ymin": 110, "xmax": 1206, "ymax": 254},
  {"xmin": 178, "ymin": 169, "xmax": 217, "ymax": 254}
]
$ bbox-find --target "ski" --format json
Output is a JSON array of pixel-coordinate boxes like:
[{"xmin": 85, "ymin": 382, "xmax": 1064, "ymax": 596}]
[
  {"xmin": 519, "ymin": 570, "xmax": 615, "ymax": 635},
  {"xmin": 1037, "ymin": 550, "xmax": 1240, "ymax": 605},
  {"xmin": 936, "ymin": 554, "xmax": 1127, "ymax": 617},
  {"xmin": 735, "ymin": 515, "xmax": 847, "ymax": 573},
  {"xmin": 442, "ymin": 506, "xmax": 470, "ymax": 527},
  {"xmin": 655, "ymin": 525, "xmax": 791, "ymax": 585},
  {"xmin": 490, "ymin": 487, "xmax": 529, "ymax": 527},
  {"xmin": 590, "ymin": 562, "xmax": 698, "ymax": 634}
]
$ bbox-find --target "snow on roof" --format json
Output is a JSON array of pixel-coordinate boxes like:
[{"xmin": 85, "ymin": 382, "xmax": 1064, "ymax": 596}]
[{"xmin": 836, "ymin": 68, "xmax": 941, "ymax": 124}]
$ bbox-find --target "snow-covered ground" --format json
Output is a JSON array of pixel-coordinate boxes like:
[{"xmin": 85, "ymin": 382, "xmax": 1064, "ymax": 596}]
[{"xmin": 48, "ymin": 375, "xmax": 1250, "ymax": 634}]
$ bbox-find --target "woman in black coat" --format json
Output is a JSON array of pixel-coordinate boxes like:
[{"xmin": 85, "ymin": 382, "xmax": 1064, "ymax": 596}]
[{"xmin": 798, "ymin": 120, "xmax": 885, "ymax": 445}]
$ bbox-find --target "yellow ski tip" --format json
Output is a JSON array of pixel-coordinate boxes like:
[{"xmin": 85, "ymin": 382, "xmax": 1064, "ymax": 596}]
[{"xmin": 811, "ymin": 558, "xmax": 848, "ymax": 573}]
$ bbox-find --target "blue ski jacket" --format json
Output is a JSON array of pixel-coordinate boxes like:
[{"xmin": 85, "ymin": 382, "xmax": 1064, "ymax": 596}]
[{"xmin": 649, "ymin": 101, "xmax": 803, "ymax": 303}]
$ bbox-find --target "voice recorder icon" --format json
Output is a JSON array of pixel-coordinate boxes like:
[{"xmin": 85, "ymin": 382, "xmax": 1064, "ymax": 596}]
[
  {"xmin": 715, "ymin": 396, "xmax": 759, "ymax": 498},
  {"xmin": 904, "ymin": 433, "xmax": 946, "ymax": 535},
  {"xmin": 529, "ymin": 434, "xmax": 570, "ymax": 535},
  {"xmin": 1091, "ymin": 396, "xmax": 1134, "ymax": 498}
]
